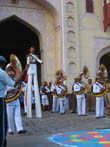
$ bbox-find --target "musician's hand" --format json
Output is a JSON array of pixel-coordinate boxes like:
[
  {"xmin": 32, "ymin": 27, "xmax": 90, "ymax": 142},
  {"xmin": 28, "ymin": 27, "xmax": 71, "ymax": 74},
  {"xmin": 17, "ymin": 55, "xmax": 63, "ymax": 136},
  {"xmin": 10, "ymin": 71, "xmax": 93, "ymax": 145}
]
[
  {"xmin": 81, "ymin": 87, "xmax": 85, "ymax": 91},
  {"xmin": 100, "ymin": 88, "xmax": 105, "ymax": 92}
]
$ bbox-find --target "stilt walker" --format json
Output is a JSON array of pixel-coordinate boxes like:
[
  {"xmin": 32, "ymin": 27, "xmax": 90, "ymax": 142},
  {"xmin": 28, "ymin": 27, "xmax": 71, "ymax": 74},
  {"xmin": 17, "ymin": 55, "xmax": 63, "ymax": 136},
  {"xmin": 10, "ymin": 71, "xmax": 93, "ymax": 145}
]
[{"xmin": 27, "ymin": 46, "xmax": 42, "ymax": 118}]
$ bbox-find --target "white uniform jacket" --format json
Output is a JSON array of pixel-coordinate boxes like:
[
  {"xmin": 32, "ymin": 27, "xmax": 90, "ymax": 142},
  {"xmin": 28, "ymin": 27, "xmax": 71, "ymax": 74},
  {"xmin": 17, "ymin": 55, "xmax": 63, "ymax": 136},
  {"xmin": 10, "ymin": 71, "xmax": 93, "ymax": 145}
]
[
  {"xmin": 74, "ymin": 82, "xmax": 85, "ymax": 98},
  {"xmin": 27, "ymin": 53, "xmax": 42, "ymax": 74},
  {"xmin": 40, "ymin": 86, "xmax": 50, "ymax": 95},
  {"xmin": 93, "ymin": 82, "xmax": 104, "ymax": 98}
]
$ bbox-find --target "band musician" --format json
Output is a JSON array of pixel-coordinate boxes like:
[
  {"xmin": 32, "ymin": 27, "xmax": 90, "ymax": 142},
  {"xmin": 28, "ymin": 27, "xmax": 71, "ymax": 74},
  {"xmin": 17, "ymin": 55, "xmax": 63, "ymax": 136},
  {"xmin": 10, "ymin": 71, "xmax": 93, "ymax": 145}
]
[
  {"xmin": 40, "ymin": 81, "xmax": 50, "ymax": 111},
  {"xmin": 73, "ymin": 76, "xmax": 86, "ymax": 116},
  {"xmin": 5, "ymin": 65, "xmax": 26, "ymax": 135},
  {"xmin": 56, "ymin": 80, "xmax": 68, "ymax": 114},
  {"xmin": 93, "ymin": 75, "xmax": 106, "ymax": 118}
]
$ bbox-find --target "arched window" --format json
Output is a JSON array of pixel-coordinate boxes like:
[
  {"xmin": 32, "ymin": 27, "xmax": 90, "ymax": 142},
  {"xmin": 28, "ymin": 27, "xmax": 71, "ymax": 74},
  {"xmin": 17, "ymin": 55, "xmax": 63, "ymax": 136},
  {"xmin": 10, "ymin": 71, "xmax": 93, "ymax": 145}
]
[
  {"xmin": 66, "ymin": 2, "xmax": 74, "ymax": 13},
  {"xmin": 86, "ymin": 0, "xmax": 94, "ymax": 13},
  {"xmin": 68, "ymin": 47, "xmax": 75, "ymax": 58},
  {"xmin": 67, "ymin": 31, "xmax": 75, "ymax": 43},
  {"xmin": 68, "ymin": 62, "xmax": 76, "ymax": 74},
  {"xmin": 67, "ymin": 17, "xmax": 75, "ymax": 27}
]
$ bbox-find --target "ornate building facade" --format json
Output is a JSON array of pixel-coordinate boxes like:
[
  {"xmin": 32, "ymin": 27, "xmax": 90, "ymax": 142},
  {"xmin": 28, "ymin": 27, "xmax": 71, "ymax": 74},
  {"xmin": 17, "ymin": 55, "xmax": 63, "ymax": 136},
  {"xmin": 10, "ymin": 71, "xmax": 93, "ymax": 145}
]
[{"xmin": 0, "ymin": 0, "xmax": 110, "ymax": 92}]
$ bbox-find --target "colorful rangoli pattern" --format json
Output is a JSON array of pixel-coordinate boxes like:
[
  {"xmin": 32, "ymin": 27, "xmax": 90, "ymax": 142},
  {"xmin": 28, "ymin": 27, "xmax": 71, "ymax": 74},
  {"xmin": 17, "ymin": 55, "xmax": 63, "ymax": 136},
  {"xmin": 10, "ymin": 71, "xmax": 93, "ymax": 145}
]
[{"xmin": 51, "ymin": 129, "xmax": 110, "ymax": 147}]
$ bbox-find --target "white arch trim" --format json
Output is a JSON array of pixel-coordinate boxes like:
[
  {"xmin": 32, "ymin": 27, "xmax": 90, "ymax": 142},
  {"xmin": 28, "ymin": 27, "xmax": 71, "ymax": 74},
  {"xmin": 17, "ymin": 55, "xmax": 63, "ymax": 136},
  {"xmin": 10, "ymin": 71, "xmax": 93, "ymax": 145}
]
[
  {"xmin": 0, "ymin": 15, "xmax": 41, "ymax": 36},
  {"xmin": 0, "ymin": 14, "xmax": 43, "ymax": 50},
  {"xmin": 96, "ymin": 46, "xmax": 110, "ymax": 72}
]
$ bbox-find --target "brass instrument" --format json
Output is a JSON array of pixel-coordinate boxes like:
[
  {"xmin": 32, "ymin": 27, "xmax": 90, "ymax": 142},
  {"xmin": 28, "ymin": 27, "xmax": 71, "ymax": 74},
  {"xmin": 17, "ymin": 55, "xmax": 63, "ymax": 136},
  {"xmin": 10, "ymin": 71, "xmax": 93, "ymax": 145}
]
[
  {"xmin": 74, "ymin": 87, "xmax": 85, "ymax": 95},
  {"xmin": 73, "ymin": 82, "xmax": 85, "ymax": 95},
  {"xmin": 51, "ymin": 84, "xmax": 57, "ymax": 96},
  {"xmin": 40, "ymin": 85, "xmax": 49, "ymax": 95},
  {"xmin": 5, "ymin": 54, "xmax": 23, "ymax": 103},
  {"xmin": 92, "ymin": 82, "xmax": 108, "ymax": 97},
  {"xmin": 55, "ymin": 69, "xmax": 67, "ymax": 81},
  {"xmin": 10, "ymin": 54, "xmax": 22, "ymax": 75},
  {"xmin": 56, "ymin": 85, "xmax": 68, "ymax": 98},
  {"xmin": 5, "ymin": 85, "xmax": 22, "ymax": 103},
  {"xmin": 80, "ymin": 66, "xmax": 89, "ymax": 80}
]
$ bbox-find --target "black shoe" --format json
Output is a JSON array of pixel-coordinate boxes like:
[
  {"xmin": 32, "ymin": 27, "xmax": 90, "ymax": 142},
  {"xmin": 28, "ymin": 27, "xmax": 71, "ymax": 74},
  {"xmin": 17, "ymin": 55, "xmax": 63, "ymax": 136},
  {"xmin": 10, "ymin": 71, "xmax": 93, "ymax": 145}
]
[
  {"xmin": 23, "ymin": 113, "xmax": 27, "ymax": 116},
  {"xmin": 61, "ymin": 113, "xmax": 64, "ymax": 115},
  {"xmin": 9, "ymin": 132, "xmax": 14, "ymax": 135},
  {"xmin": 96, "ymin": 117, "xmax": 100, "ymax": 119},
  {"xmin": 88, "ymin": 109, "xmax": 91, "ymax": 112},
  {"xmin": 18, "ymin": 130, "xmax": 26, "ymax": 134},
  {"xmin": 71, "ymin": 111, "xmax": 76, "ymax": 113}
]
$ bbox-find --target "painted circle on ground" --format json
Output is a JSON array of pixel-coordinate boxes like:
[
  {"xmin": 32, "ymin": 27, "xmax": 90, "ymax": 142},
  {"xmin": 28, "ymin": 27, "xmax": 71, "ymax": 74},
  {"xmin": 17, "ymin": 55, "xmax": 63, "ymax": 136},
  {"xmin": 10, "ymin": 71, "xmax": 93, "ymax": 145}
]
[{"xmin": 51, "ymin": 129, "xmax": 110, "ymax": 147}]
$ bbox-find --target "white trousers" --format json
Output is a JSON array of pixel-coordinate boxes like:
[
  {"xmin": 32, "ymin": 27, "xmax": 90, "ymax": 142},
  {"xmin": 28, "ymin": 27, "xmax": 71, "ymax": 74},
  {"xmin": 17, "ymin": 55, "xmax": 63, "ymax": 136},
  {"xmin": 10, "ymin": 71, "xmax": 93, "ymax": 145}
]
[
  {"xmin": 7, "ymin": 100, "xmax": 24, "ymax": 132},
  {"xmin": 27, "ymin": 74, "xmax": 42, "ymax": 118},
  {"xmin": 76, "ymin": 96, "xmax": 86, "ymax": 115},
  {"xmin": 59, "ymin": 97, "xmax": 67, "ymax": 114},
  {"xmin": 52, "ymin": 95, "xmax": 57, "ymax": 112},
  {"xmin": 96, "ymin": 97, "xmax": 104, "ymax": 117},
  {"xmin": 41, "ymin": 95, "xmax": 49, "ymax": 106}
]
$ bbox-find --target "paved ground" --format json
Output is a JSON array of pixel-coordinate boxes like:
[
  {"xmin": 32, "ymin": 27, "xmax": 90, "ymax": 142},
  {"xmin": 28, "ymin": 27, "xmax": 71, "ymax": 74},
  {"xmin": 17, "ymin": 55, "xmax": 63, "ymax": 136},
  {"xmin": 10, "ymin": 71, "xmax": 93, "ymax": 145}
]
[{"xmin": 7, "ymin": 110, "xmax": 110, "ymax": 147}]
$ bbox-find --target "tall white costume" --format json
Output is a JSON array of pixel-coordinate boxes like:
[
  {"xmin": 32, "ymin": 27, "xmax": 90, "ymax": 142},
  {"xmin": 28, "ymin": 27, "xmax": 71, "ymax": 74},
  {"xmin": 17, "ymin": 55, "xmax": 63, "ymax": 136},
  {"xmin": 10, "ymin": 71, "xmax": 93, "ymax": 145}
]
[
  {"xmin": 6, "ymin": 85, "xmax": 24, "ymax": 133},
  {"xmin": 27, "ymin": 53, "xmax": 42, "ymax": 118},
  {"xmin": 93, "ymin": 82, "xmax": 104, "ymax": 118},
  {"xmin": 22, "ymin": 83, "xmax": 35, "ymax": 114},
  {"xmin": 74, "ymin": 82, "xmax": 86, "ymax": 116}
]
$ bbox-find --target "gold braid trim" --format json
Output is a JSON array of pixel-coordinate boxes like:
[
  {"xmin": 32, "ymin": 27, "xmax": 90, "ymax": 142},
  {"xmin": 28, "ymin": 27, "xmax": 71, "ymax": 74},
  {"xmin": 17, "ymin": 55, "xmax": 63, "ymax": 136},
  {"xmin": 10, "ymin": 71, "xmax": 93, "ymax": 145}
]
[
  {"xmin": 5, "ymin": 85, "xmax": 22, "ymax": 103},
  {"xmin": 92, "ymin": 84, "xmax": 108, "ymax": 97},
  {"xmin": 74, "ymin": 88, "xmax": 85, "ymax": 95}
]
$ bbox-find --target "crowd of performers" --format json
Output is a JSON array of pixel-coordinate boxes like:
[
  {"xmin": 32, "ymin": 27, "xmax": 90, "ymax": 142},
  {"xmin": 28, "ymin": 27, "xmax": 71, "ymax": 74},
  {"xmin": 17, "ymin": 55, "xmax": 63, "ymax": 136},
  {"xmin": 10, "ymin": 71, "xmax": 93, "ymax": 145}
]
[
  {"xmin": 19, "ymin": 64, "xmax": 110, "ymax": 119},
  {"xmin": 1, "ymin": 45, "xmax": 110, "ymax": 147},
  {"xmin": 5, "ymin": 64, "xmax": 110, "ymax": 130},
  {"xmin": 72, "ymin": 64, "xmax": 110, "ymax": 118}
]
